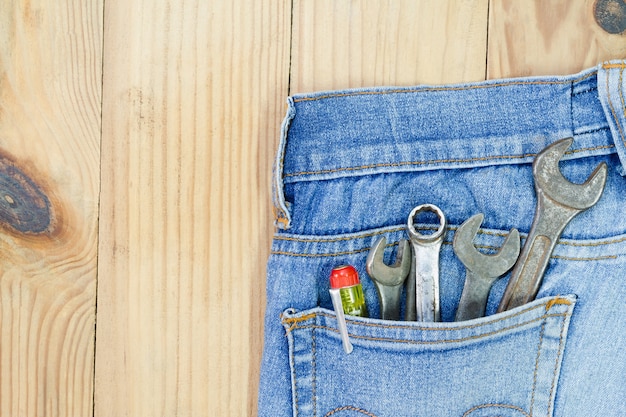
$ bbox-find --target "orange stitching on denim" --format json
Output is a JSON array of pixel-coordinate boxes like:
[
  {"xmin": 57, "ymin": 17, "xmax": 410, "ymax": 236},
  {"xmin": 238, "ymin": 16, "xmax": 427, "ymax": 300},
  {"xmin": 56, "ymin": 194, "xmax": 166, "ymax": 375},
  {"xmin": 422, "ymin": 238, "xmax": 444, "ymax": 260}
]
[
  {"xmin": 284, "ymin": 153, "xmax": 532, "ymax": 177},
  {"xmin": 282, "ymin": 300, "xmax": 564, "ymax": 332},
  {"xmin": 559, "ymin": 234, "xmax": 626, "ymax": 247},
  {"xmin": 545, "ymin": 297, "xmax": 573, "ymax": 311},
  {"xmin": 276, "ymin": 226, "xmax": 626, "ymax": 247},
  {"xmin": 271, "ymin": 247, "xmax": 619, "ymax": 261},
  {"xmin": 273, "ymin": 227, "xmax": 406, "ymax": 243},
  {"xmin": 324, "ymin": 406, "xmax": 378, "ymax": 417},
  {"xmin": 272, "ymin": 247, "xmax": 373, "ymax": 258},
  {"xmin": 462, "ymin": 403, "xmax": 530, "ymax": 417},
  {"xmin": 530, "ymin": 317, "xmax": 547, "ymax": 415},
  {"xmin": 603, "ymin": 63, "xmax": 626, "ymax": 69},
  {"xmin": 292, "ymin": 73, "xmax": 597, "ymax": 103},
  {"xmin": 283, "ymin": 313, "xmax": 317, "ymax": 333},
  {"xmin": 327, "ymin": 302, "xmax": 547, "ymax": 330},
  {"xmin": 283, "ymin": 144, "xmax": 615, "ymax": 178},
  {"xmin": 293, "ymin": 313, "xmax": 568, "ymax": 345}
]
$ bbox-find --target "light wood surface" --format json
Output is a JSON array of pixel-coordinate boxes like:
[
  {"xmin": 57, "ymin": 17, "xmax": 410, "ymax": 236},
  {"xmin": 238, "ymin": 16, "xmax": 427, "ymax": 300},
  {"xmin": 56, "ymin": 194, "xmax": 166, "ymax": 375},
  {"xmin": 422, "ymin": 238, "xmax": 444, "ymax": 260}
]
[
  {"xmin": 0, "ymin": 1, "xmax": 101, "ymax": 416},
  {"xmin": 0, "ymin": 1, "xmax": 624, "ymax": 416},
  {"xmin": 95, "ymin": 1, "xmax": 289, "ymax": 416},
  {"xmin": 488, "ymin": 0, "xmax": 626, "ymax": 78}
]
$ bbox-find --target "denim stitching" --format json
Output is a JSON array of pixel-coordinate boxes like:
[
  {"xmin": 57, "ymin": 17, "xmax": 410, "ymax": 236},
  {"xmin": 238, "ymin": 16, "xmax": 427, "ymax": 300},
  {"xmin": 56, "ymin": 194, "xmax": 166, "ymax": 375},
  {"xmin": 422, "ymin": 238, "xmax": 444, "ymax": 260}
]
[
  {"xmin": 271, "ymin": 248, "xmax": 617, "ymax": 261},
  {"xmin": 273, "ymin": 227, "xmax": 406, "ymax": 242},
  {"xmin": 604, "ymin": 64, "xmax": 626, "ymax": 151},
  {"xmin": 570, "ymin": 87, "xmax": 597, "ymax": 97},
  {"xmin": 291, "ymin": 334, "xmax": 300, "ymax": 417},
  {"xmin": 618, "ymin": 65, "xmax": 626, "ymax": 155},
  {"xmin": 288, "ymin": 313, "xmax": 568, "ymax": 345},
  {"xmin": 312, "ymin": 326, "xmax": 318, "ymax": 417},
  {"xmin": 291, "ymin": 73, "xmax": 597, "ymax": 103},
  {"xmin": 462, "ymin": 403, "xmax": 531, "ymax": 417},
  {"xmin": 547, "ymin": 311, "xmax": 569, "ymax": 417},
  {"xmin": 275, "ymin": 226, "xmax": 626, "ymax": 247},
  {"xmin": 574, "ymin": 126, "xmax": 610, "ymax": 136},
  {"xmin": 552, "ymin": 254, "xmax": 617, "ymax": 261},
  {"xmin": 570, "ymin": 81, "xmax": 575, "ymax": 140},
  {"xmin": 283, "ymin": 145, "xmax": 615, "ymax": 179},
  {"xmin": 323, "ymin": 406, "xmax": 378, "ymax": 417},
  {"xmin": 282, "ymin": 300, "xmax": 562, "ymax": 332},
  {"xmin": 530, "ymin": 317, "xmax": 548, "ymax": 416}
]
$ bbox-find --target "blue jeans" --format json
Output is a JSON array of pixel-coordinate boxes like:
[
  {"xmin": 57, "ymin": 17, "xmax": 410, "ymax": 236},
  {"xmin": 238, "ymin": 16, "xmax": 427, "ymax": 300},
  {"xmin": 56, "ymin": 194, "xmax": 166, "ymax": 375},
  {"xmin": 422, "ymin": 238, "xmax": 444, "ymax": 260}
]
[{"xmin": 260, "ymin": 61, "xmax": 626, "ymax": 416}]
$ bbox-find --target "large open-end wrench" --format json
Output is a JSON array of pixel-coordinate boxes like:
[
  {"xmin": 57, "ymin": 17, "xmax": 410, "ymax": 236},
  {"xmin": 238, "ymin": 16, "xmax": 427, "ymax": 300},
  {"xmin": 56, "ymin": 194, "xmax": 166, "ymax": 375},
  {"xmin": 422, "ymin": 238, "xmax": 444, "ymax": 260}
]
[
  {"xmin": 453, "ymin": 213, "xmax": 520, "ymax": 321},
  {"xmin": 497, "ymin": 138, "xmax": 607, "ymax": 312},
  {"xmin": 406, "ymin": 204, "xmax": 446, "ymax": 322},
  {"xmin": 366, "ymin": 236, "xmax": 411, "ymax": 320}
]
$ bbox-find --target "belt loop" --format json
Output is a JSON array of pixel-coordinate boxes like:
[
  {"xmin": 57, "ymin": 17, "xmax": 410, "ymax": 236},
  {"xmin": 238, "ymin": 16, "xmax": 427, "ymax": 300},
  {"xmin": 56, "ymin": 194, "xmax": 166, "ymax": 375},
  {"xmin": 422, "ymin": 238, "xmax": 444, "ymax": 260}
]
[
  {"xmin": 598, "ymin": 60, "xmax": 626, "ymax": 175},
  {"xmin": 272, "ymin": 97, "xmax": 295, "ymax": 229}
]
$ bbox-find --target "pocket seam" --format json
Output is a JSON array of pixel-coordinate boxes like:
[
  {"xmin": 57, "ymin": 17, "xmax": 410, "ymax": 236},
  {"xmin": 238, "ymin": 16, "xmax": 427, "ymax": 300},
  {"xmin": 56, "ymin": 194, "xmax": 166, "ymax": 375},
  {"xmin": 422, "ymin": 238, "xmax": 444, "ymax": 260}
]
[
  {"xmin": 287, "ymin": 313, "xmax": 568, "ymax": 346},
  {"xmin": 462, "ymin": 403, "xmax": 530, "ymax": 417},
  {"xmin": 530, "ymin": 318, "xmax": 548, "ymax": 414},
  {"xmin": 282, "ymin": 297, "xmax": 571, "ymax": 334},
  {"xmin": 323, "ymin": 405, "xmax": 378, "ymax": 417}
]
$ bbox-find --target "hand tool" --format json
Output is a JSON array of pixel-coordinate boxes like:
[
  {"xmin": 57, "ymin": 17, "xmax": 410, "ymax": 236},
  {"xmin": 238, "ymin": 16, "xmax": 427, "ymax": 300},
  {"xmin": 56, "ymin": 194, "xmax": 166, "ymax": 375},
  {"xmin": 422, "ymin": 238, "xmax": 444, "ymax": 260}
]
[
  {"xmin": 329, "ymin": 289, "xmax": 354, "ymax": 354},
  {"xmin": 330, "ymin": 265, "xmax": 369, "ymax": 318},
  {"xmin": 453, "ymin": 213, "xmax": 520, "ymax": 321},
  {"xmin": 366, "ymin": 236, "xmax": 411, "ymax": 320},
  {"xmin": 329, "ymin": 265, "xmax": 369, "ymax": 354},
  {"xmin": 497, "ymin": 138, "xmax": 607, "ymax": 312},
  {"xmin": 406, "ymin": 204, "xmax": 446, "ymax": 322}
]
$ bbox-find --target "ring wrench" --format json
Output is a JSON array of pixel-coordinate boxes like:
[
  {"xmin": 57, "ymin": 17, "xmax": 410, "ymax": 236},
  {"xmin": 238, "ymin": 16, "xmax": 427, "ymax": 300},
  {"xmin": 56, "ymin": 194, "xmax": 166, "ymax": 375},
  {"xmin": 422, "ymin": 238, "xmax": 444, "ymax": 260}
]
[
  {"xmin": 498, "ymin": 138, "xmax": 607, "ymax": 312},
  {"xmin": 366, "ymin": 236, "xmax": 411, "ymax": 320},
  {"xmin": 453, "ymin": 213, "xmax": 520, "ymax": 321},
  {"xmin": 406, "ymin": 204, "xmax": 446, "ymax": 322}
]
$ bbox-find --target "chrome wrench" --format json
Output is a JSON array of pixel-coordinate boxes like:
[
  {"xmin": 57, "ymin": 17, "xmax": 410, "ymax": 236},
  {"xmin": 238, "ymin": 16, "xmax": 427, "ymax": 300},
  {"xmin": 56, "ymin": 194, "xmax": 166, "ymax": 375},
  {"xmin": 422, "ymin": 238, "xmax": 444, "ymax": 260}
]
[
  {"xmin": 453, "ymin": 213, "xmax": 520, "ymax": 321},
  {"xmin": 497, "ymin": 138, "xmax": 607, "ymax": 312},
  {"xmin": 406, "ymin": 204, "xmax": 446, "ymax": 322},
  {"xmin": 366, "ymin": 236, "xmax": 411, "ymax": 320}
]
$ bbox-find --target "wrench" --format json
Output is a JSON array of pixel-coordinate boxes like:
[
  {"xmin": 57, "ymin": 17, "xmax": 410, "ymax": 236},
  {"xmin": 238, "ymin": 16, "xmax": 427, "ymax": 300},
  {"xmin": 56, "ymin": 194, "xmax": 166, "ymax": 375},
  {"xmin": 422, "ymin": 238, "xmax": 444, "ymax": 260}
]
[
  {"xmin": 497, "ymin": 138, "xmax": 607, "ymax": 312},
  {"xmin": 406, "ymin": 204, "xmax": 447, "ymax": 322},
  {"xmin": 366, "ymin": 236, "xmax": 411, "ymax": 320},
  {"xmin": 453, "ymin": 213, "xmax": 520, "ymax": 321}
]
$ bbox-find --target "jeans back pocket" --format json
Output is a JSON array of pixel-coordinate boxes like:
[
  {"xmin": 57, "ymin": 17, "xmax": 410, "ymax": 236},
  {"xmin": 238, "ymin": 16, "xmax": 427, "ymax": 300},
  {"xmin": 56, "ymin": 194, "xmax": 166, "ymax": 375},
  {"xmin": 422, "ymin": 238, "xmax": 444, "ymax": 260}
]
[{"xmin": 281, "ymin": 295, "xmax": 576, "ymax": 417}]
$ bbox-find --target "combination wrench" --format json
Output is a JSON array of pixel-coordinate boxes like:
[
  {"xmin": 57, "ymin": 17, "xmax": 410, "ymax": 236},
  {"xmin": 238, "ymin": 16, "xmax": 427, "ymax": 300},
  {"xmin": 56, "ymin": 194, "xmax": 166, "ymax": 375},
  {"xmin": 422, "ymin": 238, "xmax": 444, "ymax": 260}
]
[
  {"xmin": 497, "ymin": 138, "xmax": 607, "ymax": 312},
  {"xmin": 453, "ymin": 213, "xmax": 520, "ymax": 321},
  {"xmin": 406, "ymin": 204, "xmax": 446, "ymax": 322},
  {"xmin": 366, "ymin": 236, "xmax": 411, "ymax": 321}
]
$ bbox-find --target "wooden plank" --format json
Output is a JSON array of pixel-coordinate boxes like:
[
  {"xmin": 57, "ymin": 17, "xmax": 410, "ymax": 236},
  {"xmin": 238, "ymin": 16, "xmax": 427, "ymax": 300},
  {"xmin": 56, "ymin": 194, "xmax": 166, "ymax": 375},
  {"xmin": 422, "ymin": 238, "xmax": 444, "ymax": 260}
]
[
  {"xmin": 95, "ymin": 0, "xmax": 290, "ymax": 415},
  {"xmin": 0, "ymin": 1, "xmax": 102, "ymax": 416},
  {"xmin": 487, "ymin": 0, "xmax": 626, "ymax": 78},
  {"xmin": 290, "ymin": 0, "xmax": 490, "ymax": 94}
]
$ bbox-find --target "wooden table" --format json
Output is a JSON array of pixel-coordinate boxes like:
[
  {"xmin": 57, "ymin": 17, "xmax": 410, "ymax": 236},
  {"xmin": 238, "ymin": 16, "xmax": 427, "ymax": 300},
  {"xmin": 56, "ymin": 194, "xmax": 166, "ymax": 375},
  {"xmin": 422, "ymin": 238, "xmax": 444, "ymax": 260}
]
[{"xmin": 0, "ymin": 1, "xmax": 625, "ymax": 416}]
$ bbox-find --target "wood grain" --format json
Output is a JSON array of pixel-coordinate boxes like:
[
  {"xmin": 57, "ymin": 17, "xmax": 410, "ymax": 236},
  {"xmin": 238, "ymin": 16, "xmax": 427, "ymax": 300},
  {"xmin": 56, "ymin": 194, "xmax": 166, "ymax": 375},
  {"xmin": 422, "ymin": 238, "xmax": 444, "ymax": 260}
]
[
  {"xmin": 290, "ymin": 0, "xmax": 490, "ymax": 94},
  {"xmin": 488, "ymin": 0, "xmax": 626, "ymax": 79},
  {"xmin": 0, "ymin": 1, "xmax": 102, "ymax": 416},
  {"xmin": 95, "ymin": 1, "xmax": 290, "ymax": 416},
  {"xmin": 2, "ymin": 1, "xmax": 626, "ymax": 416}
]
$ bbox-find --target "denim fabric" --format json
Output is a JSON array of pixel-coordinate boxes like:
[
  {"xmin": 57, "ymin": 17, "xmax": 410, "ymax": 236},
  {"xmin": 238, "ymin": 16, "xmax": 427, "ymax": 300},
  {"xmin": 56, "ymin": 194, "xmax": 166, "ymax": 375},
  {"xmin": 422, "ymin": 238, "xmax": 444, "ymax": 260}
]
[{"xmin": 260, "ymin": 61, "xmax": 626, "ymax": 416}]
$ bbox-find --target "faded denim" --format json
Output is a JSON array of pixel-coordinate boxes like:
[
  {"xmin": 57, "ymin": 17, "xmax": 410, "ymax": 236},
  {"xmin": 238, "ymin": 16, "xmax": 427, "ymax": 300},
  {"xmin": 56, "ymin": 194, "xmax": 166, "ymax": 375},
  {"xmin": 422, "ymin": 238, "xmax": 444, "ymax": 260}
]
[{"xmin": 260, "ymin": 61, "xmax": 626, "ymax": 416}]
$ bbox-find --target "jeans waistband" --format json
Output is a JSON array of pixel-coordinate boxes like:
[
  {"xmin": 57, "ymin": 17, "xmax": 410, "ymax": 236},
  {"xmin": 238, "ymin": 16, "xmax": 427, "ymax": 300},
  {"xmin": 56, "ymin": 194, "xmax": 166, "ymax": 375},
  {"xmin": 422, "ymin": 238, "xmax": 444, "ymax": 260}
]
[{"xmin": 273, "ymin": 60, "xmax": 626, "ymax": 229}]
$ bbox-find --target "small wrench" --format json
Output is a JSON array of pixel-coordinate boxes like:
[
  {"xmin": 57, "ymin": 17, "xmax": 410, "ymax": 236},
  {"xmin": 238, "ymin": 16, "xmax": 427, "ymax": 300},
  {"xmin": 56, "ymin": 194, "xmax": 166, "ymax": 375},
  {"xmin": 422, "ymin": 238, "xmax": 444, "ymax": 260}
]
[
  {"xmin": 366, "ymin": 236, "xmax": 411, "ymax": 320},
  {"xmin": 498, "ymin": 138, "xmax": 607, "ymax": 312},
  {"xmin": 406, "ymin": 204, "xmax": 446, "ymax": 322},
  {"xmin": 453, "ymin": 213, "xmax": 520, "ymax": 321}
]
